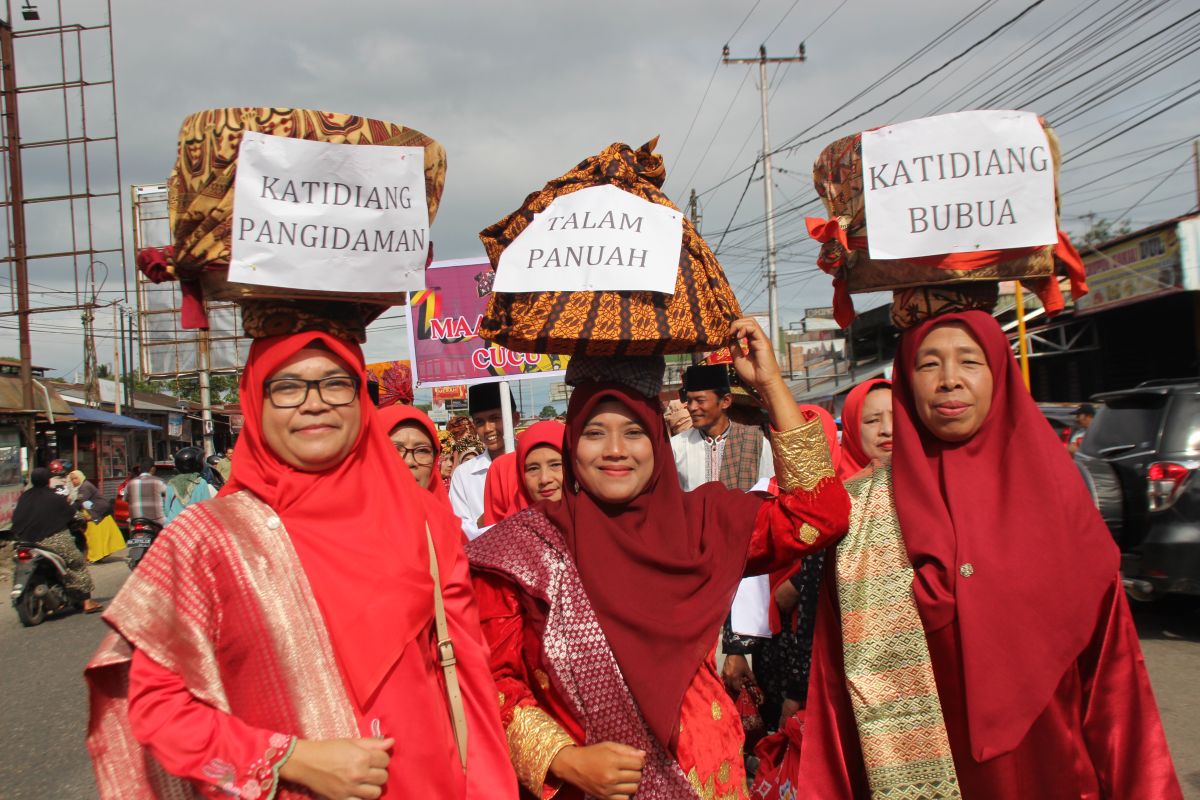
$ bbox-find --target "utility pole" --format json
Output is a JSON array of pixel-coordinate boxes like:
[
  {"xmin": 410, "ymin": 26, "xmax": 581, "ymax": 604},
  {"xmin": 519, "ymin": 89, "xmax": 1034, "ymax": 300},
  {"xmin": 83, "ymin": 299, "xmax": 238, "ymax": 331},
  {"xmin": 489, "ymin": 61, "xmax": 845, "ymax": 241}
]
[
  {"xmin": 112, "ymin": 301, "xmax": 121, "ymax": 415},
  {"xmin": 198, "ymin": 330, "xmax": 214, "ymax": 458},
  {"xmin": 0, "ymin": 11, "xmax": 34, "ymax": 453},
  {"xmin": 1193, "ymin": 139, "xmax": 1199, "ymax": 211},
  {"xmin": 687, "ymin": 188, "xmax": 708, "ymax": 366},
  {"xmin": 723, "ymin": 43, "xmax": 806, "ymax": 358}
]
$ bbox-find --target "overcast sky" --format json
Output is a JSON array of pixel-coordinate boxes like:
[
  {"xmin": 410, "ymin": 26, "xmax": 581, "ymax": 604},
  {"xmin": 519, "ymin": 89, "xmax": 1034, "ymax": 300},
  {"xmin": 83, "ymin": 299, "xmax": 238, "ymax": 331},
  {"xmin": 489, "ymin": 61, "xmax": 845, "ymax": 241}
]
[{"xmin": 2, "ymin": 0, "xmax": 1197, "ymax": 410}]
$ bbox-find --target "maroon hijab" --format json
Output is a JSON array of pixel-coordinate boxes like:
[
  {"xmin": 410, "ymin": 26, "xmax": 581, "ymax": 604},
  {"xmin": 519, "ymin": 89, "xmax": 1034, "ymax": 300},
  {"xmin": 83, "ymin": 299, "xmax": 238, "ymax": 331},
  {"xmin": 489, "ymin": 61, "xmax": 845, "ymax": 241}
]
[
  {"xmin": 542, "ymin": 382, "xmax": 764, "ymax": 749},
  {"xmin": 838, "ymin": 378, "xmax": 892, "ymax": 480},
  {"xmin": 891, "ymin": 311, "xmax": 1119, "ymax": 761}
]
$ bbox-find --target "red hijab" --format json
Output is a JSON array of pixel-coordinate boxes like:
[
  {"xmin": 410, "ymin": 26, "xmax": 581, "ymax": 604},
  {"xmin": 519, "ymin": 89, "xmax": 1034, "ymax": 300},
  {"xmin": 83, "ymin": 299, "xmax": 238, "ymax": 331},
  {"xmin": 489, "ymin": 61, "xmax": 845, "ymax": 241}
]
[
  {"xmin": 221, "ymin": 331, "xmax": 434, "ymax": 708},
  {"xmin": 890, "ymin": 311, "xmax": 1119, "ymax": 761},
  {"xmin": 837, "ymin": 378, "xmax": 891, "ymax": 481},
  {"xmin": 543, "ymin": 383, "xmax": 764, "ymax": 749},
  {"xmin": 376, "ymin": 403, "xmax": 452, "ymax": 510},
  {"xmin": 483, "ymin": 421, "xmax": 566, "ymax": 524}
]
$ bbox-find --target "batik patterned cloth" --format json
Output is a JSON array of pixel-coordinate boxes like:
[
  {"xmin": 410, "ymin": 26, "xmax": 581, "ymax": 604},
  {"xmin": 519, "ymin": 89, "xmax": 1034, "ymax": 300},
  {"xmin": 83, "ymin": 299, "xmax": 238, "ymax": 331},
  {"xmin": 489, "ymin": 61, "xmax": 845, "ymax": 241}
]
[
  {"xmin": 836, "ymin": 467, "xmax": 961, "ymax": 800},
  {"xmin": 468, "ymin": 507, "xmax": 701, "ymax": 799},
  {"xmin": 478, "ymin": 139, "xmax": 742, "ymax": 356}
]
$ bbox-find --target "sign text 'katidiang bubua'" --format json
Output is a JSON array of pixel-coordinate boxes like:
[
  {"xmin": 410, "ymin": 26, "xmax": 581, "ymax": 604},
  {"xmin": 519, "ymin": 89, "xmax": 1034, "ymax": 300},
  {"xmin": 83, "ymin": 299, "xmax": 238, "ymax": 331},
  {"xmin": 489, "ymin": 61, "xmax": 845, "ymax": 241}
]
[{"xmin": 861, "ymin": 110, "xmax": 1058, "ymax": 260}]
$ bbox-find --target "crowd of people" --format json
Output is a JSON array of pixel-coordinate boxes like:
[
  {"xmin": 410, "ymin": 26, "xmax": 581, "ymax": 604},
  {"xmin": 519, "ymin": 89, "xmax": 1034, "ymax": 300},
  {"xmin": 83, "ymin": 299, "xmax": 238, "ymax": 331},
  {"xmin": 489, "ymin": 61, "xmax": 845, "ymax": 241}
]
[
  {"xmin": 0, "ymin": 307, "xmax": 1172, "ymax": 797},
  {"xmin": 63, "ymin": 308, "xmax": 1184, "ymax": 800}
]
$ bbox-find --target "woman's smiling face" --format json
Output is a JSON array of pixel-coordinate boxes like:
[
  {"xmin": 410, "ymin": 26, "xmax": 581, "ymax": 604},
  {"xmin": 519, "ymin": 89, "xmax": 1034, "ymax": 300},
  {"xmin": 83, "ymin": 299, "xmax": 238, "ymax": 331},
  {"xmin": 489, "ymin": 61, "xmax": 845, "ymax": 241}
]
[{"xmin": 573, "ymin": 400, "xmax": 655, "ymax": 505}]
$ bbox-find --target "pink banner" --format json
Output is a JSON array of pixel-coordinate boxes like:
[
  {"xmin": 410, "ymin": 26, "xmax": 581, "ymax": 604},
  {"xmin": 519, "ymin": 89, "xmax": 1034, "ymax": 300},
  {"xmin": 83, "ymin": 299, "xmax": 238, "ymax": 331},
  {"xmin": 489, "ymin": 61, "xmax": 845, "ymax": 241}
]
[{"xmin": 406, "ymin": 258, "xmax": 568, "ymax": 387}]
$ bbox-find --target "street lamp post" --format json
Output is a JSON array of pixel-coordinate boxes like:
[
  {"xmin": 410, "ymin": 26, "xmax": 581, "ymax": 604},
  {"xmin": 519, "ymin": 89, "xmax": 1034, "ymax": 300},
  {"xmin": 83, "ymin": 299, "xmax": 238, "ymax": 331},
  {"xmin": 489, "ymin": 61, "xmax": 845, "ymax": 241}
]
[{"xmin": 0, "ymin": 5, "xmax": 35, "ymax": 453}]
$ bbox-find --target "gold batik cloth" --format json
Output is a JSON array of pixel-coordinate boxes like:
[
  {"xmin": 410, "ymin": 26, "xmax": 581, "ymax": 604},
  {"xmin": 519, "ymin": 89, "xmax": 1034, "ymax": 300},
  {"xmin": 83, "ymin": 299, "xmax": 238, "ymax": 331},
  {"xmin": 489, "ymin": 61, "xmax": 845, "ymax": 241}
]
[
  {"xmin": 169, "ymin": 107, "xmax": 446, "ymax": 308},
  {"xmin": 837, "ymin": 467, "xmax": 961, "ymax": 799},
  {"xmin": 478, "ymin": 138, "xmax": 742, "ymax": 356}
]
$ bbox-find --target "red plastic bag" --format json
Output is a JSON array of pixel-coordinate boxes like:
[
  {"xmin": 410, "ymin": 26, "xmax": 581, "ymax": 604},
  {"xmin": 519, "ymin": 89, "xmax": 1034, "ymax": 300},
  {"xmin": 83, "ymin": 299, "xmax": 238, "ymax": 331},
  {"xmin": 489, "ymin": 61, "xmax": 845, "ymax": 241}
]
[{"xmin": 749, "ymin": 710, "xmax": 805, "ymax": 800}]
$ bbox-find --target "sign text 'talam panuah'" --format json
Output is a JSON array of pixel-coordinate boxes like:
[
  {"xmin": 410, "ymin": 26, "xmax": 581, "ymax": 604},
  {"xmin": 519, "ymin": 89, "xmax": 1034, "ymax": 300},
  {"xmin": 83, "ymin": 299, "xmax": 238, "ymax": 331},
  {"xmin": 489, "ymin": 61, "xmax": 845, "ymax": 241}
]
[
  {"xmin": 493, "ymin": 185, "xmax": 683, "ymax": 295},
  {"xmin": 229, "ymin": 132, "xmax": 429, "ymax": 292},
  {"xmin": 861, "ymin": 110, "xmax": 1057, "ymax": 260}
]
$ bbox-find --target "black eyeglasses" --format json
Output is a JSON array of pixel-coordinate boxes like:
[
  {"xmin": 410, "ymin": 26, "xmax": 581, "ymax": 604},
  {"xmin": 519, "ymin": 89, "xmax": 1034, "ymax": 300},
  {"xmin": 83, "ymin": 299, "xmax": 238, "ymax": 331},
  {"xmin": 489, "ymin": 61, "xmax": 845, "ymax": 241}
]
[
  {"xmin": 264, "ymin": 376, "xmax": 360, "ymax": 408},
  {"xmin": 395, "ymin": 444, "xmax": 437, "ymax": 466}
]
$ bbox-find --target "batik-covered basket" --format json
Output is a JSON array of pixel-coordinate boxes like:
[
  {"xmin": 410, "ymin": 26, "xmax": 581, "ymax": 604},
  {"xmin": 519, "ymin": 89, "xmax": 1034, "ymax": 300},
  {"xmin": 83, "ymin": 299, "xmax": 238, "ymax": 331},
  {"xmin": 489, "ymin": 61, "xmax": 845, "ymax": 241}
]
[
  {"xmin": 170, "ymin": 107, "xmax": 445, "ymax": 308},
  {"xmin": 809, "ymin": 121, "xmax": 1063, "ymax": 294},
  {"xmin": 477, "ymin": 139, "xmax": 742, "ymax": 356}
]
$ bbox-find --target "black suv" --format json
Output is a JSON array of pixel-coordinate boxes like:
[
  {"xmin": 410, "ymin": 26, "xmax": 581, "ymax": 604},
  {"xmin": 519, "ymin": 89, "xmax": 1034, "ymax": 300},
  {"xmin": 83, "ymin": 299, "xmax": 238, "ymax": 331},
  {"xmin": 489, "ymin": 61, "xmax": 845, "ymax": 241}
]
[{"xmin": 1074, "ymin": 380, "xmax": 1200, "ymax": 601}]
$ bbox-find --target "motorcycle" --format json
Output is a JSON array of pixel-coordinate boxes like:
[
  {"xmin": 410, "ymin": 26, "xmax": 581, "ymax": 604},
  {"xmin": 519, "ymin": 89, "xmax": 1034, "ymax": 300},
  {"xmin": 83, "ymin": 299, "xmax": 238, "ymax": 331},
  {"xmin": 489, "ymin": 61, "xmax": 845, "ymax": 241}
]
[
  {"xmin": 125, "ymin": 517, "xmax": 163, "ymax": 571},
  {"xmin": 9, "ymin": 517, "xmax": 89, "ymax": 627}
]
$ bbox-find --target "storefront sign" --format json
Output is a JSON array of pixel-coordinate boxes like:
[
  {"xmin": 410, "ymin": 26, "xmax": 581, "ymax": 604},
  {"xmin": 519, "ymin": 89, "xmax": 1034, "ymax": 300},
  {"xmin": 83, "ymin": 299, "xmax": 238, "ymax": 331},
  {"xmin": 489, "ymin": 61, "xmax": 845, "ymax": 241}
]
[
  {"xmin": 229, "ymin": 132, "xmax": 429, "ymax": 293},
  {"xmin": 493, "ymin": 185, "xmax": 682, "ymax": 294},
  {"xmin": 1075, "ymin": 226, "xmax": 1182, "ymax": 313},
  {"xmin": 432, "ymin": 385, "xmax": 467, "ymax": 401},
  {"xmin": 862, "ymin": 110, "xmax": 1057, "ymax": 259},
  {"xmin": 407, "ymin": 258, "xmax": 567, "ymax": 388},
  {"xmin": 167, "ymin": 413, "xmax": 184, "ymax": 439}
]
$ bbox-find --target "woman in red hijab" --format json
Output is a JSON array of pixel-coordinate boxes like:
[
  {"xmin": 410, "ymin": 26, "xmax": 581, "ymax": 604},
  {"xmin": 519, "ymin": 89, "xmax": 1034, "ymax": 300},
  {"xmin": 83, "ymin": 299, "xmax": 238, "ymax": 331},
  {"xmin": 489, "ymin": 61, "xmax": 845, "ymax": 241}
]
[
  {"xmin": 836, "ymin": 378, "xmax": 892, "ymax": 481},
  {"xmin": 481, "ymin": 420, "xmax": 566, "ymax": 525},
  {"xmin": 796, "ymin": 310, "xmax": 1181, "ymax": 799},
  {"xmin": 377, "ymin": 403, "xmax": 453, "ymax": 513},
  {"xmin": 467, "ymin": 319, "xmax": 850, "ymax": 800},
  {"xmin": 86, "ymin": 331, "xmax": 518, "ymax": 800}
]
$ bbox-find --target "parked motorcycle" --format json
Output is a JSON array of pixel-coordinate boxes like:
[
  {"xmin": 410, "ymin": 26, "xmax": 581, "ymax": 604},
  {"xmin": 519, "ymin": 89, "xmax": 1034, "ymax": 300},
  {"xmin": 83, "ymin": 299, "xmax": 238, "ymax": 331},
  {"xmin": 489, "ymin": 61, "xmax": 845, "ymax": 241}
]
[
  {"xmin": 125, "ymin": 517, "xmax": 163, "ymax": 571},
  {"xmin": 9, "ymin": 518, "xmax": 88, "ymax": 627}
]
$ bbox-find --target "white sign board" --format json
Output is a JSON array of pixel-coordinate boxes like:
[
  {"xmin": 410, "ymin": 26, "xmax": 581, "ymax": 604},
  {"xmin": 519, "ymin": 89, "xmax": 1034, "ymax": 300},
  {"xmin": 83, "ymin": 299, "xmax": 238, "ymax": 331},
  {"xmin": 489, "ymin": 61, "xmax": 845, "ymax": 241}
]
[
  {"xmin": 493, "ymin": 184, "xmax": 683, "ymax": 295},
  {"xmin": 861, "ymin": 110, "xmax": 1057, "ymax": 260},
  {"xmin": 429, "ymin": 401, "xmax": 450, "ymax": 423},
  {"xmin": 229, "ymin": 131, "xmax": 429, "ymax": 292}
]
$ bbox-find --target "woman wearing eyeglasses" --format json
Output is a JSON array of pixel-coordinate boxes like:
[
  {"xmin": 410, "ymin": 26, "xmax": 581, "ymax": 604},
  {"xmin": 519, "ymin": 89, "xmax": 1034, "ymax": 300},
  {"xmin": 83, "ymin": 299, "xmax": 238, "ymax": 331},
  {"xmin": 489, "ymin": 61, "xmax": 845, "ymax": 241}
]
[
  {"xmin": 378, "ymin": 404, "xmax": 454, "ymax": 514},
  {"xmin": 86, "ymin": 331, "xmax": 518, "ymax": 800}
]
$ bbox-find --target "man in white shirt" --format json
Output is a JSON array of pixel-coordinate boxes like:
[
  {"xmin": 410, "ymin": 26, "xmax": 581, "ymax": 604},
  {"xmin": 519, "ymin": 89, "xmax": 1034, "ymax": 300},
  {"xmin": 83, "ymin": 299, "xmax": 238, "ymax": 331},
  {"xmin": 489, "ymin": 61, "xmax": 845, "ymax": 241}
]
[
  {"xmin": 671, "ymin": 364, "xmax": 773, "ymax": 490},
  {"xmin": 448, "ymin": 382, "xmax": 519, "ymax": 540},
  {"xmin": 670, "ymin": 364, "xmax": 775, "ymax": 706}
]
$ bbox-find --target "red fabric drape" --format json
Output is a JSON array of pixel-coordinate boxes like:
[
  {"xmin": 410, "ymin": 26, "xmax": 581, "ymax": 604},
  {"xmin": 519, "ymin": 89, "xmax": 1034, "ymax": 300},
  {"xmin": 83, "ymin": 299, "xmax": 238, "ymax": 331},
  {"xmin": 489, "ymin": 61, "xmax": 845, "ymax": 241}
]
[
  {"xmin": 542, "ymin": 383, "xmax": 764, "ymax": 748},
  {"xmin": 836, "ymin": 378, "xmax": 892, "ymax": 481},
  {"xmin": 805, "ymin": 220, "xmax": 1090, "ymax": 328},
  {"xmin": 890, "ymin": 310, "xmax": 1119, "ymax": 761},
  {"xmin": 481, "ymin": 452, "xmax": 519, "ymax": 526},
  {"xmin": 767, "ymin": 403, "xmax": 840, "ymax": 635},
  {"xmin": 220, "ymin": 332, "xmax": 434, "ymax": 708},
  {"xmin": 376, "ymin": 403, "xmax": 452, "ymax": 511}
]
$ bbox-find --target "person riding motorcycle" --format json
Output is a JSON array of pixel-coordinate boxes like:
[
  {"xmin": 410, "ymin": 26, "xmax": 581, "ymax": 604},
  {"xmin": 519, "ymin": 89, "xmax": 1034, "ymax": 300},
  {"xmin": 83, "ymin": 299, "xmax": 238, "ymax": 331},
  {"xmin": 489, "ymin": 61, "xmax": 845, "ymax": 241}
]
[
  {"xmin": 11, "ymin": 467, "xmax": 102, "ymax": 613},
  {"xmin": 203, "ymin": 453, "xmax": 226, "ymax": 490},
  {"xmin": 164, "ymin": 447, "xmax": 216, "ymax": 524},
  {"xmin": 48, "ymin": 458, "xmax": 74, "ymax": 500}
]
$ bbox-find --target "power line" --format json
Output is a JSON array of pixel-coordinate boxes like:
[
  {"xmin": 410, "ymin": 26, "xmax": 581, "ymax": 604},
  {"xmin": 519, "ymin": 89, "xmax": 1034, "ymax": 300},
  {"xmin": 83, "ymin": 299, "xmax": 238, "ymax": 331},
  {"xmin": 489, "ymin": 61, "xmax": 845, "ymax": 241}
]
[{"xmin": 1064, "ymin": 79, "xmax": 1200, "ymax": 163}]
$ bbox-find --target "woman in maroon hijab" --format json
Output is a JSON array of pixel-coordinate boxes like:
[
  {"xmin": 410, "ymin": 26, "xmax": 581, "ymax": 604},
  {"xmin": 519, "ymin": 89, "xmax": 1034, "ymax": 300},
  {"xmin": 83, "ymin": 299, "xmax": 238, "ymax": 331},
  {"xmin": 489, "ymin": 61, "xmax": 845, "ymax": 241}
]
[
  {"xmin": 467, "ymin": 319, "xmax": 850, "ymax": 800},
  {"xmin": 796, "ymin": 310, "xmax": 1181, "ymax": 799}
]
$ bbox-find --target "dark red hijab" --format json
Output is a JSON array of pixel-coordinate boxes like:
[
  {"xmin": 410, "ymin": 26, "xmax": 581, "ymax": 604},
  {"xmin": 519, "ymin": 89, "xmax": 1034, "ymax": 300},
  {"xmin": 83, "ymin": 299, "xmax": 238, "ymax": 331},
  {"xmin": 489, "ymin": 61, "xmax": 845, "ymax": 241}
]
[
  {"xmin": 543, "ymin": 383, "xmax": 764, "ymax": 749},
  {"xmin": 891, "ymin": 311, "xmax": 1119, "ymax": 761},
  {"xmin": 837, "ymin": 378, "xmax": 891, "ymax": 481},
  {"xmin": 377, "ymin": 403, "xmax": 452, "ymax": 510},
  {"xmin": 221, "ymin": 332, "xmax": 434, "ymax": 708}
]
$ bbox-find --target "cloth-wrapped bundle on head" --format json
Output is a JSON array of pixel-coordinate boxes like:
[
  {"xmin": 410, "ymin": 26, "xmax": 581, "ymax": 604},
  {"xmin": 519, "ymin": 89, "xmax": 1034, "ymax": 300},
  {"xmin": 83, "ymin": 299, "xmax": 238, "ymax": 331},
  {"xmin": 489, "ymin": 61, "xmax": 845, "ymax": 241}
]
[
  {"xmin": 478, "ymin": 139, "xmax": 742, "ymax": 355},
  {"xmin": 806, "ymin": 110, "xmax": 1088, "ymax": 327},
  {"xmin": 151, "ymin": 107, "xmax": 446, "ymax": 338}
]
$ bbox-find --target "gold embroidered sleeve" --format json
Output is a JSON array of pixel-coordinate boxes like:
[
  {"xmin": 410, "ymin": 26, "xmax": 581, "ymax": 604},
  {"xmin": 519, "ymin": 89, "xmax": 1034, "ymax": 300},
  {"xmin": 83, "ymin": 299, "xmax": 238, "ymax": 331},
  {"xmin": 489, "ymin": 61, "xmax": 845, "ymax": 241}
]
[
  {"xmin": 771, "ymin": 414, "xmax": 836, "ymax": 492},
  {"xmin": 506, "ymin": 704, "xmax": 577, "ymax": 797}
]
